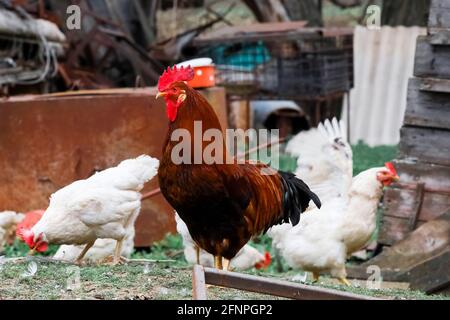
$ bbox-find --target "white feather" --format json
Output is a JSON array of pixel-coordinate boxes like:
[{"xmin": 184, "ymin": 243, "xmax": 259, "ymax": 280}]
[
  {"xmin": 286, "ymin": 117, "xmax": 352, "ymax": 205},
  {"xmin": 22, "ymin": 261, "xmax": 38, "ymax": 277}
]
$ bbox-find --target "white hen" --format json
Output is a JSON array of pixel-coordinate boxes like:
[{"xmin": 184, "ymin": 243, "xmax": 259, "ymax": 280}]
[
  {"xmin": 19, "ymin": 155, "xmax": 159, "ymax": 264},
  {"xmin": 53, "ymin": 226, "xmax": 135, "ymax": 263},
  {"xmin": 175, "ymin": 212, "xmax": 270, "ymax": 270},
  {"xmin": 0, "ymin": 211, "xmax": 24, "ymax": 252},
  {"xmin": 270, "ymin": 118, "xmax": 399, "ymax": 285}
]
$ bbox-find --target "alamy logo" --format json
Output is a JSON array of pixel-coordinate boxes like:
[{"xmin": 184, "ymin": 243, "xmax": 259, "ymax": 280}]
[
  {"xmin": 66, "ymin": 5, "xmax": 81, "ymax": 30},
  {"xmin": 366, "ymin": 5, "xmax": 381, "ymax": 30},
  {"xmin": 366, "ymin": 265, "xmax": 382, "ymax": 289},
  {"xmin": 170, "ymin": 121, "xmax": 280, "ymax": 175},
  {"xmin": 66, "ymin": 266, "xmax": 81, "ymax": 291}
]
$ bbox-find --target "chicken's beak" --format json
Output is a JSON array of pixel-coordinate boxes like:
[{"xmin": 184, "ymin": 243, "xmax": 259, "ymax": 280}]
[
  {"xmin": 28, "ymin": 248, "xmax": 36, "ymax": 256},
  {"xmin": 156, "ymin": 91, "xmax": 167, "ymax": 99},
  {"xmin": 392, "ymin": 175, "xmax": 400, "ymax": 182}
]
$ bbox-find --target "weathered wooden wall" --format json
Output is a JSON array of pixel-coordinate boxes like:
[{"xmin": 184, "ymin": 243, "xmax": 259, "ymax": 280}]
[{"xmin": 379, "ymin": 0, "xmax": 450, "ymax": 246}]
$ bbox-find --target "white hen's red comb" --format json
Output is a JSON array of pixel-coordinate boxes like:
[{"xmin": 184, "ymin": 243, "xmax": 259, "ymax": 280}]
[
  {"xmin": 17, "ymin": 228, "xmax": 34, "ymax": 246},
  {"xmin": 385, "ymin": 162, "xmax": 397, "ymax": 176}
]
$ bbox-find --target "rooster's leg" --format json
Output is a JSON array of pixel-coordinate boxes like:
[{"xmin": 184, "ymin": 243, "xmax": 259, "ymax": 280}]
[
  {"xmin": 214, "ymin": 255, "xmax": 223, "ymax": 270},
  {"xmin": 312, "ymin": 272, "xmax": 320, "ymax": 283},
  {"xmin": 223, "ymin": 258, "xmax": 232, "ymax": 271},
  {"xmin": 195, "ymin": 246, "xmax": 200, "ymax": 264},
  {"xmin": 76, "ymin": 241, "xmax": 95, "ymax": 264},
  {"xmin": 338, "ymin": 277, "xmax": 351, "ymax": 286}
]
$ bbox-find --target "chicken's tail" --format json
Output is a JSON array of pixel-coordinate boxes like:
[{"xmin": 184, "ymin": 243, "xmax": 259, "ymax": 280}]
[
  {"xmin": 279, "ymin": 171, "xmax": 321, "ymax": 226},
  {"xmin": 117, "ymin": 155, "xmax": 159, "ymax": 185},
  {"xmin": 89, "ymin": 155, "xmax": 159, "ymax": 191}
]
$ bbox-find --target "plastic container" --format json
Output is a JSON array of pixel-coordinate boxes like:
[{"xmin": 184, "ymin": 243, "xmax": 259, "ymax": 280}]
[{"xmin": 176, "ymin": 58, "xmax": 215, "ymax": 88}]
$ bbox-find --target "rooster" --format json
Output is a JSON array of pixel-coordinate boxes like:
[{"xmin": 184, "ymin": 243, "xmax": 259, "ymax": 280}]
[
  {"xmin": 175, "ymin": 212, "xmax": 271, "ymax": 270},
  {"xmin": 18, "ymin": 155, "xmax": 159, "ymax": 264},
  {"xmin": 269, "ymin": 119, "xmax": 399, "ymax": 285},
  {"xmin": 156, "ymin": 66, "xmax": 320, "ymax": 270}
]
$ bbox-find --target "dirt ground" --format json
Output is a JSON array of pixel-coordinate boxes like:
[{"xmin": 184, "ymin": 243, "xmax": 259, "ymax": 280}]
[{"xmin": 0, "ymin": 258, "xmax": 447, "ymax": 300}]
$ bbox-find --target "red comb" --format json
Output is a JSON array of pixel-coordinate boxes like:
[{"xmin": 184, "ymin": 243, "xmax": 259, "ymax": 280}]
[
  {"xmin": 255, "ymin": 252, "xmax": 272, "ymax": 269},
  {"xmin": 264, "ymin": 252, "xmax": 271, "ymax": 265},
  {"xmin": 385, "ymin": 162, "xmax": 397, "ymax": 176},
  {"xmin": 17, "ymin": 227, "xmax": 34, "ymax": 246},
  {"xmin": 157, "ymin": 65, "xmax": 195, "ymax": 91},
  {"xmin": 16, "ymin": 209, "xmax": 44, "ymax": 238}
]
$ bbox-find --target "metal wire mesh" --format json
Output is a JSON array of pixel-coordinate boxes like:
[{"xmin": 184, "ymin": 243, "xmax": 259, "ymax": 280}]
[{"xmin": 195, "ymin": 34, "xmax": 353, "ymax": 99}]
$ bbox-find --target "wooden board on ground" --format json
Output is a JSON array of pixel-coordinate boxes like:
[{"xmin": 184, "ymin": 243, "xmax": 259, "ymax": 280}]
[
  {"xmin": 347, "ymin": 212, "xmax": 450, "ymax": 281},
  {"xmin": 404, "ymin": 78, "xmax": 450, "ymax": 130},
  {"xmin": 194, "ymin": 266, "xmax": 380, "ymax": 300},
  {"xmin": 398, "ymin": 126, "xmax": 450, "ymax": 166},
  {"xmin": 408, "ymin": 249, "xmax": 450, "ymax": 295}
]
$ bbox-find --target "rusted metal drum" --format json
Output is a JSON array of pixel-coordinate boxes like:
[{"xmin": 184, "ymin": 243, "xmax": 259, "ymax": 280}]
[{"xmin": 0, "ymin": 86, "xmax": 227, "ymax": 246}]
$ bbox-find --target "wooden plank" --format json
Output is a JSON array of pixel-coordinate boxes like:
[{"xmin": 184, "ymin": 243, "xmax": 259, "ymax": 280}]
[
  {"xmin": 428, "ymin": 30, "xmax": 450, "ymax": 44},
  {"xmin": 419, "ymin": 77, "xmax": 450, "ymax": 93},
  {"xmin": 404, "ymin": 78, "xmax": 450, "ymax": 130},
  {"xmin": 398, "ymin": 126, "xmax": 450, "ymax": 166},
  {"xmin": 346, "ymin": 265, "xmax": 409, "ymax": 282},
  {"xmin": 409, "ymin": 183, "xmax": 425, "ymax": 231},
  {"xmin": 392, "ymin": 159, "xmax": 450, "ymax": 191},
  {"xmin": 408, "ymin": 250, "xmax": 450, "ymax": 294},
  {"xmin": 428, "ymin": 0, "xmax": 450, "ymax": 30},
  {"xmin": 383, "ymin": 187, "xmax": 450, "ymax": 221},
  {"xmin": 354, "ymin": 213, "xmax": 450, "ymax": 280},
  {"xmin": 192, "ymin": 264, "xmax": 207, "ymax": 300},
  {"xmin": 203, "ymin": 267, "xmax": 379, "ymax": 300},
  {"xmin": 378, "ymin": 215, "xmax": 422, "ymax": 246},
  {"xmin": 414, "ymin": 36, "xmax": 450, "ymax": 79}
]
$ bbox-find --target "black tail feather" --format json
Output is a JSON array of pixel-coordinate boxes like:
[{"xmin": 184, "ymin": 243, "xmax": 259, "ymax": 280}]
[{"xmin": 279, "ymin": 171, "xmax": 321, "ymax": 226}]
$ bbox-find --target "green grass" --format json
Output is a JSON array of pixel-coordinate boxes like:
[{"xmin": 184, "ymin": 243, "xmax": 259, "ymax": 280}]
[
  {"xmin": 3, "ymin": 239, "xmax": 59, "ymax": 258},
  {"xmin": 3, "ymin": 142, "xmax": 446, "ymax": 300},
  {"xmin": 352, "ymin": 141, "xmax": 398, "ymax": 175}
]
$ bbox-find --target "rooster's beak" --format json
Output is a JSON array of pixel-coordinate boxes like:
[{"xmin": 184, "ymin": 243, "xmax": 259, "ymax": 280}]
[
  {"xmin": 156, "ymin": 91, "xmax": 167, "ymax": 99},
  {"xmin": 28, "ymin": 248, "xmax": 36, "ymax": 256},
  {"xmin": 393, "ymin": 175, "xmax": 400, "ymax": 182}
]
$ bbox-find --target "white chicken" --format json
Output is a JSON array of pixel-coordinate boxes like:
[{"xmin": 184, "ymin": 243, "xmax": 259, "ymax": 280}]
[
  {"xmin": 175, "ymin": 212, "xmax": 271, "ymax": 270},
  {"xmin": 18, "ymin": 155, "xmax": 159, "ymax": 264},
  {"xmin": 53, "ymin": 226, "xmax": 135, "ymax": 263},
  {"xmin": 269, "ymin": 118, "xmax": 399, "ymax": 285},
  {"xmin": 0, "ymin": 211, "xmax": 24, "ymax": 252}
]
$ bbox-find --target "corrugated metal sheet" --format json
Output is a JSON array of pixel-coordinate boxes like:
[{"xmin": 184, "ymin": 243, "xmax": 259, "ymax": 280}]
[{"xmin": 343, "ymin": 26, "xmax": 426, "ymax": 146}]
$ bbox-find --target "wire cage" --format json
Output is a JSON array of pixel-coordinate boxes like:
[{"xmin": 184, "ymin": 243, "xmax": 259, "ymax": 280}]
[{"xmin": 192, "ymin": 30, "xmax": 354, "ymax": 99}]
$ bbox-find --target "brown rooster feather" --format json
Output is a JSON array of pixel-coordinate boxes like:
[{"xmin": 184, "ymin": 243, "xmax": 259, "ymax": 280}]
[{"xmin": 157, "ymin": 66, "xmax": 321, "ymax": 269}]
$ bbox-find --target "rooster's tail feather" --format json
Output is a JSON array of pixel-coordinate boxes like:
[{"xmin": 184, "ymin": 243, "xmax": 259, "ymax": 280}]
[{"xmin": 279, "ymin": 171, "xmax": 321, "ymax": 226}]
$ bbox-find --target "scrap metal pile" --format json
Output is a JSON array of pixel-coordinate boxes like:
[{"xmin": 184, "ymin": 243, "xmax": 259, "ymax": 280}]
[
  {"xmin": 0, "ymin": 0, "xmax": 233, "ymax": 95},
  {"xmin": 0, "ymin": 1, "xmax": 65, "ymax": 94}
]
